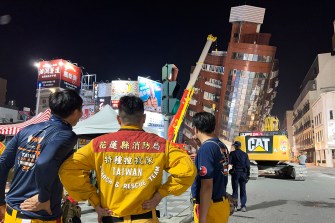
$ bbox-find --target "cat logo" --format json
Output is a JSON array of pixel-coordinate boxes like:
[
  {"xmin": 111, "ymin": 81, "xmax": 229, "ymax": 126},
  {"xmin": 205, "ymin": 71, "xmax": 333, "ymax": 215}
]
[{"xmin": 246, "ymin": 136, "xmax": 273, "ymax": 153}]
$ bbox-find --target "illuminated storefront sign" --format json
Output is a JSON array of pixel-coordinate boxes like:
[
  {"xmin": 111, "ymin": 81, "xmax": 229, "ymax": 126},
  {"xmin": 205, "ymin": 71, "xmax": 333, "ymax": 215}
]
[
  {"xmin": 37, "ymin": 59, "xmax": 81, "ymax": 91},
  {"xmin": 138, "ymin": 76, "xmax": 162, "ymax": 113},
  {"xmin": 111, "ymin": 81, "xmax": 138, "ymax": 109}
]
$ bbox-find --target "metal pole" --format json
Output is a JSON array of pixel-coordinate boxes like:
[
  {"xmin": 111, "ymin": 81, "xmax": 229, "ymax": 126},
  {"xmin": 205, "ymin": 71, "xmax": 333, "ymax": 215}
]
[
  {"xmin": 161, "ymin": 114, "xmax": 170, "ymax": 217},
  {"xmin": 36, "ymin": 84, "xmax": 41, "ymax": 115}
]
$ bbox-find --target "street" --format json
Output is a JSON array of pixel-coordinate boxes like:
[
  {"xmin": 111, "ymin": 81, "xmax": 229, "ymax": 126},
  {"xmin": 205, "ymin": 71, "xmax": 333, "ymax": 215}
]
[
  {"xmin": 228, "ymin": 166, "xmax": 335, "ymax": 223},
  {"xmin": 79, "ymin": 166, "xmax": 335, "ymax": 223}
]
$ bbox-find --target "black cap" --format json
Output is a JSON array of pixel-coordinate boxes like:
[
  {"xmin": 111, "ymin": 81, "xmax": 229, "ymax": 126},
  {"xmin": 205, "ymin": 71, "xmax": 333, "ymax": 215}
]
[{"xmin": 232, "ymin": 141, "xmax": 241, "ymax": 147}]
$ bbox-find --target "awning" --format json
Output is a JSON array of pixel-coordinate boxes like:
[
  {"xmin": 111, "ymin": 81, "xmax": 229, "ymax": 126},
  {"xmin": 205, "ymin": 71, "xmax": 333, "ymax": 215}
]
[{"xmin": 0, "ymin": 109, "xmax": 51, "ymax": 135}]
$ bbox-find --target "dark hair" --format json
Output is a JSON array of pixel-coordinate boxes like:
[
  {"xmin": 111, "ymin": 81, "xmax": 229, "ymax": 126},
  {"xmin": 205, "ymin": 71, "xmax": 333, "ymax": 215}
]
[
  {"xmin": 49, "ymin": 89, "xmax": 83, "ymax": 118},
  {"xmin": 0, "ymin": 134, "xmax": 5, "ymax": 142},
  {"xmin": 118, "ymin": 95, "xmax": 144, "ymax": 124},
  {"xmin": 192, "ymin": 112, "xmax": 216, "ymax": 134}
]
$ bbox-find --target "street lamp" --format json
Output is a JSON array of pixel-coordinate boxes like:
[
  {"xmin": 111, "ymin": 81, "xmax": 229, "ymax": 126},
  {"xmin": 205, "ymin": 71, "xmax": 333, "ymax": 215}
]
[{"xmin": 36, "ymin": 82, "xmax": 42, "ymax": 115}]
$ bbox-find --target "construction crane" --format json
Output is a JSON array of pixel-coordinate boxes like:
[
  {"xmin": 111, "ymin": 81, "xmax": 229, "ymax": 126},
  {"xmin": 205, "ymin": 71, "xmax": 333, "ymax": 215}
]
[{"xmin": 168, "ymin": 34, "xmax": 217, "ymax": 143}]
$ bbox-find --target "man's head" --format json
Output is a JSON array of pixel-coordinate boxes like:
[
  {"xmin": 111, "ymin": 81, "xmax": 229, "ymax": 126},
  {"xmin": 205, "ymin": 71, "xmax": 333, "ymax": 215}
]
[
  {"xmin": 49, "ymin": 89, "xmax": 83, "ymax": 126},
  {"xmin": 117, "ymin": 95, "xmax": 145, "ymax": 127},
  {"xmin": 232, "ymin": 141, "xmax": 241, "ymax": 149},
  {"xmin": 0, "ymin": 134, "xmax": 5, "ymax": 142},
  {"xmin": 192, "ymin": 112, "xmax": 216, "ymax": 135}
]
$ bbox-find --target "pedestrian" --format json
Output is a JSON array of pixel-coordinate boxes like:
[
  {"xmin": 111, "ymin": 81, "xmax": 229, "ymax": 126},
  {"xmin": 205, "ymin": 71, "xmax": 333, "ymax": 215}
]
[
  {"xmin": 59, "ymin": 95, "xmax": 196, "ymax": 223},
  {"xmin": 298, "ymin": 152, "xmax": 307, "ymax": 165},
  {"xmin": 229, "ymin": 141, "xmax": 250, "ymax": 212},
  {"xmin": 191, "ymin": 112, "xmax": 230, "ymax": 223},
  {"xmin": 0, "ymin": 134, "xmax": 5, "ymax": 155},
  {"xmin": 0, "ymin": 89, "xmax": 83, "ymax": 223}
]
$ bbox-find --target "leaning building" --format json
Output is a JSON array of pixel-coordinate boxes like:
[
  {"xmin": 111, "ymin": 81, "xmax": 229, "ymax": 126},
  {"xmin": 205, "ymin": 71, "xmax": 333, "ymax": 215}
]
[{"xmin": 182, "ymin": 5, "xmax": 279, "ymax": 150}]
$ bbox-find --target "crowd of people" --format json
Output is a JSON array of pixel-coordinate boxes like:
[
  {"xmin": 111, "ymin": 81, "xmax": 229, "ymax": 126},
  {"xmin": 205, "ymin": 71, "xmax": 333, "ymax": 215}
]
[{"xmin": 0, "ymin": 91, "xmax": 253, "ymax": 223}]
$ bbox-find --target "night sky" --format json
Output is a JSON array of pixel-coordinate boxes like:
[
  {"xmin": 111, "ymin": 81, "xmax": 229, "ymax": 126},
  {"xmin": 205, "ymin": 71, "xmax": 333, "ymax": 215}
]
[{"xmin": 0, "ymin": 0, "xmax": 334, "ymax": 122}]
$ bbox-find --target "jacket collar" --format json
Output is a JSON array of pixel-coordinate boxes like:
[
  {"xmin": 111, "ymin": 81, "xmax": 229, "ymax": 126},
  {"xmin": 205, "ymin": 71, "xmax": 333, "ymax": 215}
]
[
  {"xmin": 119, "ymin": 125, "xmax": 144, "ymax": 131},
  {"xmin": 49, "ymin": 115, "xmax": 72, "ymax": 129}
]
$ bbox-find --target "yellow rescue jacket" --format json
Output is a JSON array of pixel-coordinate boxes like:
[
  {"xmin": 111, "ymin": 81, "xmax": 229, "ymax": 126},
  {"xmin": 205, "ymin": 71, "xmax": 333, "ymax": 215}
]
[
  {"xmin": 0, "ymin": 142, "xmax": 5, "ymax": 155},
  {"xmin": 59, "ymin": 126, "xmax": 196, "ymax": 217}
]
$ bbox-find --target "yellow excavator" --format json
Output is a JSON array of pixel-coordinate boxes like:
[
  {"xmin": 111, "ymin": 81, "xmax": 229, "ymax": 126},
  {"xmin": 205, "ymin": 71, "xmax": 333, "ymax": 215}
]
[{"xmin": 234, "ymin": 116, "xmax": 307, "ymax": 181}]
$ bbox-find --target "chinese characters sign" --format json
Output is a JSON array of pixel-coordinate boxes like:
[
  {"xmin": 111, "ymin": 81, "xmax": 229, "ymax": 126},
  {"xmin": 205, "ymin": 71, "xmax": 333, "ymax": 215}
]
[{"xmin": 37, "ymin": 59, "xmax": 81, "ymax": 91}]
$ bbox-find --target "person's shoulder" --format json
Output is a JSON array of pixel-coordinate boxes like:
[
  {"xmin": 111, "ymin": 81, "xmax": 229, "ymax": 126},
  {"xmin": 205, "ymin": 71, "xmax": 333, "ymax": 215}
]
[
  {"xmin": 239, "ymin": 149, "xmax": 247, "ymax": 154},
  {"xmin": 142, "ymin": 131, "xmax": 166, "ymax": 142},
  {"xmin": 200, "ymin": 140, "xmax": 214, "ymax": 149},
  {"xmin": 21, "ymin": 121, "xmax": 47, "ymax": 133},
  {"xmin": 217, "ymin": 139, "xmax": 228, "ymax": 149}
]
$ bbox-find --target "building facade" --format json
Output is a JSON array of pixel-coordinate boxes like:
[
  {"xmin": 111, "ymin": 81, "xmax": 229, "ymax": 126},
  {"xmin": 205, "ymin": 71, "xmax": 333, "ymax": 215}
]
[
  {"xmin": 0, "ymin": 106, "xmax": 19, "ymax": 124},
  {"xmin": 182, "ymin": 5, "xmax": 279, "ymax": 150},
  {"xmin": 282, "ymin": 111, "xmax": 294, "ymax": 156},
  {"xmin": 312, "ymin": 91, "xmax": 335, "ymax": 167},
  {"xmin": 293, "ymin": 53, "xmax": 335, "ymax": 164}
]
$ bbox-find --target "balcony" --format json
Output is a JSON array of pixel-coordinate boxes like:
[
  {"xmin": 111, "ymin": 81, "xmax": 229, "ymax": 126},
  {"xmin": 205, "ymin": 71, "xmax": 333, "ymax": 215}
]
[
  {"xmin": 293, "ymin": 102, "xmax": 310, "ymax": 124},
  {"xmin": 293, "ymin": 120, "xmax": 312, "ymax": 136}
]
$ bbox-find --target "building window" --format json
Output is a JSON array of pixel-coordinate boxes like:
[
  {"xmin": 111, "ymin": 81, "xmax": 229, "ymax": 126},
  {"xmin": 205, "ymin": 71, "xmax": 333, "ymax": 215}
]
[
  {"xmin": 201, "ymin": 63, "xmax": 224, "ymax": 74},
  {"xmin": 189, "ymin": 110, "xmax": 195, "ymax": 117},
  {"xmin": 330, "ymin": 110, "xmax": 333, "ymax": 120},
  {"xmin": 184, "ymin": 119, "xmax": 193, "ymax": 129},
  {"xmin": 203, "ymin": 106, "xmax": 212, "ymax": 113},
  {"xmin": 203, "ymin": 91, "xmax": 216, "ymax": 101},
  {"xmin": 231, "ymin": 52, "xmax": 273, "ymax": 63}
]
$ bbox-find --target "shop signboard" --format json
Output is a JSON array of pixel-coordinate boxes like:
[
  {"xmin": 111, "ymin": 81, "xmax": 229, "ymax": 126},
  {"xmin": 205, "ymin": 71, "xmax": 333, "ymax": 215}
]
[
  {"xmin": 111, "ymin": 80, "xmax": 138, "ymax": 109},
  {"xmin": 144, "ymin": 110, "xmax": 164, "ymax": 137},
  {"xmin": 138, "ymin": 76, "xmax": 162, "ymax": 113},
  {"xmin": 37, "ymin": 59, "xmax": 81, "ymax": 91},
  {"xmin": 81, "ymin": 105, "xmax": 96, "ymax": 120}
]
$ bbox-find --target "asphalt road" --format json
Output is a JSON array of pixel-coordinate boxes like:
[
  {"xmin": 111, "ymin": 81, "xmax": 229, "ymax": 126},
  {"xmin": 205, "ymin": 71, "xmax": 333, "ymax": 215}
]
[
  {"xmin": 228, "ymin": 166, "xmax": 335, "ymax": 223},
  {"xmin": 79, "ymin": 166, "xmax": 335, "ymax": 223}
]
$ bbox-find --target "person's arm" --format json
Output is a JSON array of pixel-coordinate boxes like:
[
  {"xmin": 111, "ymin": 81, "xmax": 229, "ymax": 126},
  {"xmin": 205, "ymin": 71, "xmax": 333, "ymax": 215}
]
[
  {"xmin": 0, "ymin": 204, "xmax": 5, "ymax": 223},
  {"xmin": 34, "ymin": 131, "xmax": 77, "ymax": 203},
  {"xmin": 195, "ymin": 144, "xmax": 215, "ymax": 223},
  {"xmin": 0, "ymin": 135, "xmax": 19, "ymax": 205},
  {"xmin": 59, "ymin": 140, "xmax": 99, "ymax": 207},
  {"xmin": 199, "ymin": 179, "xmax": 213, "ymax": 223},
  {"xmin": 157, "ymin": 142, "xmax": 196, "ymax": 198},
  {"xmin": 21, "ymin": 131, "xmax": 77, "ymax": 213},
  {"xmin": 246, "ymin": 153, "xmax": 250, "ymax": 178},
  {"xmin": 229, "ymin": 151, "xmax": 234, "ymax": 165},
  {"xmin": 0, "ymin": 136, "xmax": 18, "ymax": 222}
]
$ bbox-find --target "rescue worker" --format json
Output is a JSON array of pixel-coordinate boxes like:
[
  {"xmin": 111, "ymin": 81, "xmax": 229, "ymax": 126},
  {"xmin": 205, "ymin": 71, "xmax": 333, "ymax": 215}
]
[
  {"xmin": 0, "ymin": 89, "xmax": 83, "ymax": 223},
  {"xmin": 191, "ymin": 112, "xmax": 230, "ymax": 223},
  {"xmin": 59, "ymin": 95, "xmax": 196, "ymax": 223},
  {"xmin": 0, "ymin": 134, "xmax": 5, "ymax": 155},
  {"xmin": 229, "ymin": 141, "xmax": 250, "ymax": 212},
  {"xmin": 298, "ymin": 152, "xmax": 307, "ymax": 165}
]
